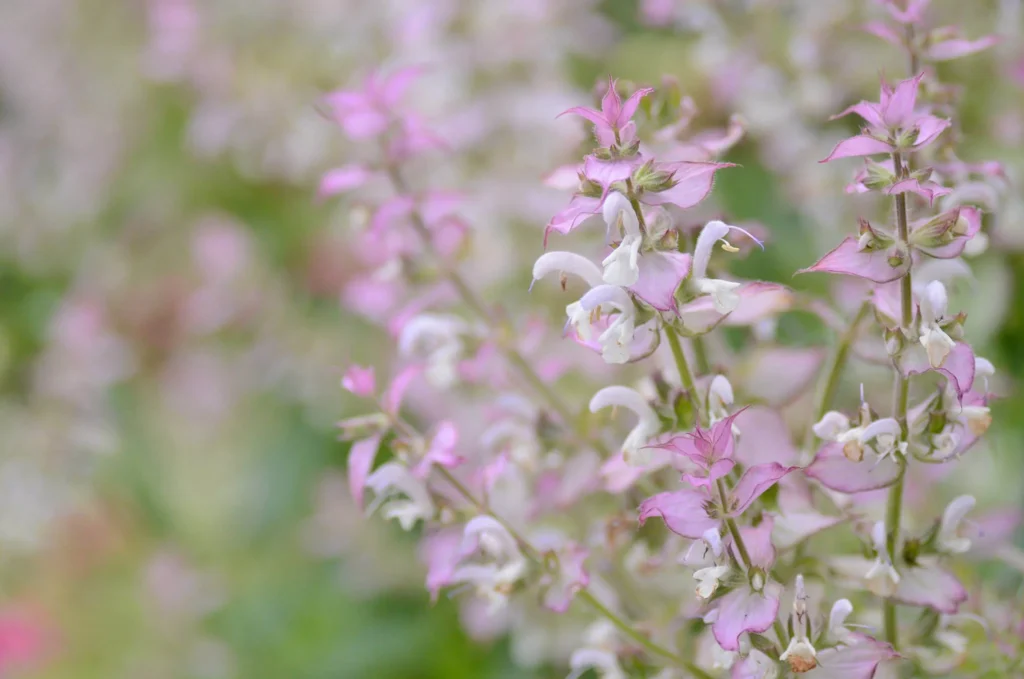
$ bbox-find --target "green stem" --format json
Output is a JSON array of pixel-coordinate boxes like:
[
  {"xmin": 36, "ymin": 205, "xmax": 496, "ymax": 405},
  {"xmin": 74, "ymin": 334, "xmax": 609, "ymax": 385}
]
[
  {"xmin": 718, "ymin": 481, "xmax": 789, "ymax": 648},
  {"xmin": 883, "ymin": 151, "xmax": 913, "ymax": 648},
  {"xmin": 802, "ymin": 301, "xmax": 870, "ymax": 455},
  {"xmin": 692, "ymin": 335, "xmax": 711, "ymax": 376},
  {"xmin": 576, "ymin": 590, "xmax": 714, "ymax": 679},
  {"xmin": 664, "ymin": 324, "xmax": 705, "ymax": 425}
]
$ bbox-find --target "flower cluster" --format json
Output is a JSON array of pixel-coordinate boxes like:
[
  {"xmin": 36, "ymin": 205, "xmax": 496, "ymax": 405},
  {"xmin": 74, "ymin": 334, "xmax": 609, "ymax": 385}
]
[{"xmin": 330, "ymin": 2, "xmax": 1019, "ymax": 678}]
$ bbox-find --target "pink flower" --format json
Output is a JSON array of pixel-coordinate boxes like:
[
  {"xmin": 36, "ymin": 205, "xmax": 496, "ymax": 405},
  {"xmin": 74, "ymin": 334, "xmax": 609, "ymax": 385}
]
[
  {"xmin": 926, "ymin": 30, "xmax": 999, "ymax": 62},
  {"xmin": 324, "ymin": 67, "xmax": 421, "ymax": 140},
  {"xmin": 900, "ymin": 341, "xmax": 976, "ymax": 405},
  {"xmin": 420, "ymin": 529, "xmax": 462, "ymax": 602},
  {"xmin": 382, "ymin": 364, "xmax": 423, "ymax": 415},
  {"xmin": 0, "ymin": 607, "xmax": 53, "ymax": 674},
  {"xmin": 538, "ymin": 542, "xmax": 590, "ymax": 613},
  {"xmin": 711, "ymin": 518, "xmax": 783, "ymax": 651},
  {"xmin": 341, "ymin": 364, "xmax": 376, "ymax": 397},
  {"xmin": 318, "ymin": 164, "xmax": 375, "ymax": 199},
  {"xmin": 803, "ymin": 640, "xmax": 899, "ymax": 679},
  {"xmin": 347, "ymin": 434, "xmax": 382, "ymax": 508},
  {"xmin": 543, "ymin": 162, "xmax": 730, "ymax": 243},
  {"xmin": 630, "ymin": 250, "xmax": 692, "ymax": 312},
  {"xmin": 677, "ymin": 282, "xmax": 794, "ymax": 335},
  {"xmin": 798, "ymin": 231, "xmax": 910, "ymax": 284},
  {"xmin": 559, "ymin": 78, "xmax": 654, "ymax": 147},
  {"xmin": 806, "ymin": 441, "xmax": 902, "ymax": 493},
  {"xmin": 822, "ymin": 74, "xmax": 949, "ymax": 162},
  {"xmin": 877, "ymin": 0, "xmax": 930, "ymax": 25},
  {"xmin": 544, "ymin": 195, "xmax": 603, "ymax": 244},
  {"xmin": 638, "ymin": 462, "xmax": 795, "ymax": 539},
  {"xmin": 412, "ymin": 421, "xmax": 465, "ymax": 478},
  {"xmin": 646, "ymin": 411, "xmax": 745, "ymax": 489}
]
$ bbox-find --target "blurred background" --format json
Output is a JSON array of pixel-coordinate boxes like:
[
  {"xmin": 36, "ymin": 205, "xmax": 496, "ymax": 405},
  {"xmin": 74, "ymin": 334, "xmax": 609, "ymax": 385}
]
[{"xmin": 0, "ymin": 1, "xmax": 1021, "ymax": 677}]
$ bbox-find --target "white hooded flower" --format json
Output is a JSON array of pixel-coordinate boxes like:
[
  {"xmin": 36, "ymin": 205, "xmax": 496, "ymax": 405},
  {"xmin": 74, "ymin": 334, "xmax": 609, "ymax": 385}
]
[
  {"xmin": 827, "ymin": 598, "xmax": 855, "ymax": 645},
  {"xmin": 451, "ymin": 516, "xmax": 528, "ymax": 614},
  {"xmin": 691, "ymin": 220, "xmax": 756, "ymax": 314},
  {"xmin": 865, "ymin": 521, "xmax": 901, "ymax": 597},
  {"xmin": 694, "ymin": 565, "xmax": 731, "ymax": 599},
  {"xmin": 568, "ymin": 622, "xmax": 625, "ymax": 679},
  {"xmin": 364, "ymin": 463, "xmax": 435, "ymax": 530},
  {"xmin": 589, "ymin": 386, "xmax": 660, "ymax": 465},
  {"xmin": 707, "ymin": 374, "xmax": 735, "ymax": 424},
  {"xmin": 398, "ymin": 314, "xmax": 472, "ymax": 388},
  {"xmin": 532, "ymin": 253, "xmax": 637, "ymax": 364},
  {"xmin": 577, "ymin": 285, "xmax": 637, "ymax": 364},
  {"xmin": 918, "ymin": 280, "xmax": 955, "ymax": 369},
  {"xmin": 601, "ymin": 192, "xmax": 642, "ymax": 287},
  {"xmin": 937, "ymin": 495, "xmax": 975, "ymax": 554}
]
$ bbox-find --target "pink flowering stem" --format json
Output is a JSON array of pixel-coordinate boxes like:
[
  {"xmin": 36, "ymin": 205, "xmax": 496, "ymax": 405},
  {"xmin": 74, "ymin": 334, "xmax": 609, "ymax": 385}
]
[
  {"xmin": 403, "ymin": 418, "xmax": 710, "ymax": 677},
  {"xmin": 382, "ymin": 163, "xmax": 608, "ymax": 455},
  {"xmin": 884, "ymin": 151, "xmax": 913, "ymax": 649}
]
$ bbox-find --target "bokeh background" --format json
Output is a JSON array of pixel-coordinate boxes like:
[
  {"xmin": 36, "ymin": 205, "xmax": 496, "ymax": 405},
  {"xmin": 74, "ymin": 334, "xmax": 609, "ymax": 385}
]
[{"xmin": 0, "ymin": 1, "xmax": 1021, "ymax": 677}]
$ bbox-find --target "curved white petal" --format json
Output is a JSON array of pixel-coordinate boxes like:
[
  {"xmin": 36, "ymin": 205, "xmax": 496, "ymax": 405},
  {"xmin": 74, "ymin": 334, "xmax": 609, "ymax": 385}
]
[{"xmin": 533, "ymin": 251, "xmax": 604, "ymax": 288}]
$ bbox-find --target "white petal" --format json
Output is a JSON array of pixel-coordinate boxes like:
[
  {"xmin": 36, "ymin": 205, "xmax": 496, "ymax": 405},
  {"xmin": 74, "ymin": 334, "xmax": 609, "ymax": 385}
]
[
  {"xmin": 601, "ymin": 191, "xmax": 640, "ymax": 237},
  {"xmin": 601, "ymin": 234, "xmax": 642, "ymax": 287},
  {"xmin": 533, "ymin": 251, "xmax": 605, "ymax": 288},
  {"xmin": 812, "ymin": 411, "xmax": 851, "ymax": 440},
  {"xmin": 920, "ymin": 280, "xmax": 949, "ymax": 325}
]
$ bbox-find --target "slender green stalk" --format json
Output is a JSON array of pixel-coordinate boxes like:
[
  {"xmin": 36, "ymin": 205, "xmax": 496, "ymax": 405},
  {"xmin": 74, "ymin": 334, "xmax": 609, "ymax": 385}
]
[
  {"xmin": 883, "ymin": 151, "xmax": 913, "ymax": 647},
  {"xmin": 691, "ymin": 336, "xmax": 711, "ymax": 376},
  {"xmin": 664, "ymin": 324, "xmax": 705, "ymax": 424},
  {"xmin": 802, "ymin": 301, "xmax": 870, "ymax": 456}
]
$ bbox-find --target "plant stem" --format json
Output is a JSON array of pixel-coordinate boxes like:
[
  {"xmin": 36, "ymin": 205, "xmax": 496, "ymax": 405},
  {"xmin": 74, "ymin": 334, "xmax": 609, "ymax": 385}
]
[
  {"xmin": 664, "ymin": 324, "xmax": 705, "ymax": 424},
  {"xmin": 692, "ymin": 335, "xmax": 711, "ymax": 376},
  {"xmin": 717, "ymin": 480, "xmax": 789, "ymax": 648},
  {"xmin": 802, "ymin": 301, "xmax": 870, "ymax": 456},
  {"xmin": 883, "ymin": 150, "xmax": 913, "ymax": 648}
]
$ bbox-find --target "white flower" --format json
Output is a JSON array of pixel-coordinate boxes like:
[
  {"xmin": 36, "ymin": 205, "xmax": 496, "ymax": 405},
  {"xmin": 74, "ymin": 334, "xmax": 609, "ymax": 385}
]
[
  {"xmin": 937, "ymin": 495, "xmax": 975, "ymax": 554},
  {"xmin": 812, "ymin": 411, "xmax": 852, "ymax": 440},
  {"xmin": 452, "ymin": 516, "xmax": 528, "ymax": 614},
  {"xmin": 602, "ymin": 234, "xmax": 642, "ymax": 287},
  {"xmin": 696, "ymin": 278, "xmax": 742, "ymax": 313},
  {"xmin": 578, "ymin": 285, "xmax": 637, "ymax": 364},
  {"xmin": 694, "ymin": 565, "xmax": 731, "ymax": 599},
  {"xmin": 398, "ymin": 314, "xmax": 471, "ymax": 388},
  {"xmin": 865, "ymin": 521, "xmax": 900, "ymax": 597},
  {"xmin": 532, "ymin": 253, "xmax": 636, "ymax": 364},
  {"xmin": 691, "ymin": 220, "xmax": 758, "ymax": 314},
  {"xmin": 601, "ymin": 192, "xmax": 643, "ymax": 287},
  {"xmin": 710, "ymin": 644, "xmax": 737, "ymax": 670},
  {"xmin": 589, "ymin": 386, "xmax": 660, "ymax": 466},
  {"xmin": 364, "ymin": 463, "xmax": 434, "ymax": 530},
  {"xmin": 918, "ymin": 280, "xmax": 955, "ymax": 369},
  {"xmin": 532, "ymin": 251, "xmax": 605, "ymax": 289},
  {"xmin": 828, "ymin": 598, "xmax": 855, "ymax": 645},
  {"xmin": 859, "ymin": 418, "xmax": 906, "ymax": 462},
  {"xmin": 568, "ymin": 621, "xmax": 625, "ymax": 679},
  {"xmin": 707, "ymin": 374, "xmax": 734, "ymax": 423}
]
